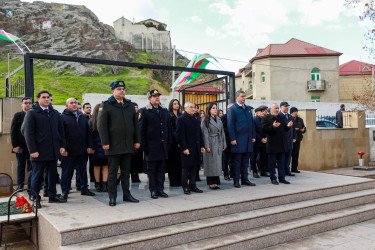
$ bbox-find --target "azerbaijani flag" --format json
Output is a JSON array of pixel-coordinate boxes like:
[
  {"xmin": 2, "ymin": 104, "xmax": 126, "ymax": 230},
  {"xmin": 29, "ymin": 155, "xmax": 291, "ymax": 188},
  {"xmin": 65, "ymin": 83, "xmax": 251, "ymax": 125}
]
[
  {"xmin": 0, "ymin": 29, "xmax": 20, "ymax": 42},
  {"xmin": 171, "ymin": 53, "xmax": 219, "ymax": 89}
]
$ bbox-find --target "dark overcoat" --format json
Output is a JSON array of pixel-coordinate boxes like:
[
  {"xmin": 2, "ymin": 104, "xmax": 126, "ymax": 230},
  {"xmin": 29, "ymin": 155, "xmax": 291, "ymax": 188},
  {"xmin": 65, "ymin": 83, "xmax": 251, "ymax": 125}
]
[
  {"xmin": 221, "ymin": 114, "xmax": 231, "ymax": 153},
  {"xmin": 261, "ymin": 114, "xmax": 291, "ymax": 154},
  {"xmin": 139, "ymin": 103, "xmax": 172, "ymax": 161},
  {"xmin": 227, "ymin": 103, "xmax": 256, "ymax": 153},
  {"xmin": 278, "ymin": 112, "xmax": 296, "ymax": 151},
  {"xmin": 88, "ymin": 119, "xmax": 108, "ymax": 164},
  {"xmin": 293, "ymin": 116, "xmax": 306, "ymax": 142},
  {"xmin": 253, "ymin": 115, "xmax": 266, "ymax": 148},
  {"xmin": 176, "ymin": 112, "xmax": 205, "ymax": 168},
  {"xmin": 23, "ymin": 103, "xmax": 66, "ymax": 161},
  {"xmin": 61, "ymin": 109, "xmax": 93, "ymax": 156},
  {"xmin": 10, "ymin": 111, "xmax": 28, "ymax": 152},
  {"xmin": 97, "ymin": 96, "xmax": 141, "ymax": 156}
]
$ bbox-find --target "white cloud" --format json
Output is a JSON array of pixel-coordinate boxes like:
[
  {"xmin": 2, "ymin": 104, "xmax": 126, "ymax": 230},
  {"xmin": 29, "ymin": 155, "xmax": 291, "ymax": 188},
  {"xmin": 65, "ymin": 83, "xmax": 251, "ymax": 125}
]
[
  {"xmin": 191, "ymin": 15, "xmax": 202, "ymax": 23},
  {"xmin": 205, "ymin": 27, "xmax": 226, "ymax": 39}
]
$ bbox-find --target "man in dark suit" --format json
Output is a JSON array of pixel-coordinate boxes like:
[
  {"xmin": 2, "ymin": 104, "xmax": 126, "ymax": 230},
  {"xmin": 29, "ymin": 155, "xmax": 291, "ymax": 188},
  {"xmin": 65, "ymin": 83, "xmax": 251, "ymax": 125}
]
[
  {"xmin": 227, "ymin": 90, "xmax": 256, "ymax": 188},
  {"xmin": 221, "ymin": 103, "xmax": 233, "ymax": 180},
  {"xmin": 97, "ymin": 80, "xmax": 141, "ymax": 206},
  {"xmin": 262, "ymin": 103, "xmax": 293, "ymax": 185},
  {"xmin": 60, "ymin": 98, "xmax": 95, "ymax": 200},
  {"xmin": 251, "ymin": 105, "xmax": 269, "ymax": 178},
  {"xmin": 11, "ymin": 97, "xmax": 33, "ymax": 191},
  {"xmin": 23, "ymin": 90, "xmax": 67, "ymax": 208},
  {"xmin": 336, "ymin": 104, "xmax": 345, "ymax": 128},
  {"xmin": 139, "ymin": 89, "xmax": 172, "ymax": 199},
  {"xmin": 278, "ymin": 101, "xmax": 296, "ymax": 176},
  {"xmin": 176, "ymin": 101, "xmax": 205, "ymax": 195},
  {"xmin": 290, "ymin": 107, "xmax": 306, "ymax": 173}
]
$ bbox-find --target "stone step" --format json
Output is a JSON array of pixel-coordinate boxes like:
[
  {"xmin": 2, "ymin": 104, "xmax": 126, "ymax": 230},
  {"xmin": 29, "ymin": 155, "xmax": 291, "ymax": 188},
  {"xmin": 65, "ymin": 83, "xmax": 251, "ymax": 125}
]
[
  {"xmin": 61, "ymin": 188, "xmax": 375, "ymax": 249},
  {"xmin": 169, "ymin": 202, "xmax": 375, "ymax": 250},
  {"xmin": 59, "ymin": 180, "xmax": 375, "ymax": 246}
]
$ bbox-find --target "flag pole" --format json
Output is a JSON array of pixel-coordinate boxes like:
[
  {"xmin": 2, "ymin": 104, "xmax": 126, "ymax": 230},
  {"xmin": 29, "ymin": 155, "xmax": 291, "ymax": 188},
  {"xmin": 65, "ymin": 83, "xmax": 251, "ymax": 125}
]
[
  {"xmin": 19, "ymin": 40, "xmax": 32, "ymax": 53},
  {"xmin": 2, "ymin": 30, "xmax": 23, "ymax": 53}
]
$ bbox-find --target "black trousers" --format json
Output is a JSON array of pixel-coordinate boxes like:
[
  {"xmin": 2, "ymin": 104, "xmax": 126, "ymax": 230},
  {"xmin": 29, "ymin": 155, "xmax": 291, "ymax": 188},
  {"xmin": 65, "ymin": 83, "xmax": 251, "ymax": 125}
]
[
  {"xmin": 182, "ymin": 165, "xmax": 197, "ymax": 189},
  {"xmin": 147, "ymin": 160, "xmax": 166, "ymax": 192},
  {"xmin": 251, "ymin": 146, "xmax": 267, "ymax": 174},
  {"xmin": 291, "ymin": 141, "xmax": 301, "ymax": 171},
  {"xmin": 31, "ymin": 160, "xmax": 57, "ymax": 200},
  {"xmin": 222, "ymin": 151, "xmax": 233, "ymax": 177},
  {"xmin": 108, "ymin": 154, "xmax": 131, "ymax": 199}
]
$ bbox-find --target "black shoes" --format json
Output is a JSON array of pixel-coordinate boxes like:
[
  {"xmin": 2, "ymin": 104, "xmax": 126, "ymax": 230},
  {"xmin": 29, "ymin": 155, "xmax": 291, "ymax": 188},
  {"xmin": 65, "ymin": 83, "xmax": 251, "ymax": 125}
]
[
  {"xmin": 279, "ymin": 179, "xmax": 291, "ymax": 184},
  {"xmin": 123, "ymin": 195, "xmax": 139, "ymax": 203},
  {"xmin": 48, "ymin": 195, "xmax": 67, "ymax": 203},
  {"xmin": 190, "ymin": 186, "xmax": 203, "ymax": 193},
  {"xmin": 234, "ymin": 181, "xmax": 241, "ymax": 188},
  {"xmin": 43, "ymin": 192, "xmax": 48, "ymax": 197},
  {"xmin": 17, "ymin": 184, "xmax": 24, "ymax": 190},
  {"xmin": 81, "ymin": 189, "xmax": 96, "ymax": 196},
  {"xmin": 285, "ymin": 173, "xmax": 295, "ymax": 177},
  {"xmin": 76, "ymin": 186, "xmax": 81, "ymax": 191},
  {"xmin": 271, "ymin": 179, "xmax": 279, "ymax": 185},
  {"xmin": 109, "ymin": 198, "xmax": 116, "ymax": 206},
  {"xmin": 36, "ymin": 201, "xmax": 42, "ymax": 209},
  {"xmin": 241, "ymin": 180, "xmax": 256, "ymax": 186},
  {"xmin": 224, "ymin": 175, "xmax": 231, "ymax": 181},
  {"xmin": 95, "ymin": 182, "xmax": 102, "ymax": 192},
  {"xmin": 183, "ymin": 188, "xmax": 191, "ymax": 195},
  {"xmin": 102, "ymin": 182, "xmax": 108, "ymax": 192},
  {"xmin": 151, "ymin": 191, "xmax": 158, "ymax": 199},
  {"xmin": 260, "ymin": 172, "xmax": 271, "ymax": 177},
  {"xmin": 253, "ymin": 173, "xmax": 260, "ymax": 178},
  {"xmin": 157, "ymin": 191, "xmax": 168, "ymax": 198},
  {"xmin": 292, "ymin": 170, "xmax": 301, "ymax": 173},
  {"xmin": 61, "ymin": 194, "xmax": 68, "ymax": 200}
]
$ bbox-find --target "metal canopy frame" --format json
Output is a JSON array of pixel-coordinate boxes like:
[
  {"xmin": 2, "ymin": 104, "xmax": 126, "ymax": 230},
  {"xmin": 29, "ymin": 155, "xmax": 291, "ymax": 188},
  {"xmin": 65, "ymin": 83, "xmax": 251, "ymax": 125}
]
[{"xmin": 23, "ymin": 53, "xmax": 236, "ymax": 102}]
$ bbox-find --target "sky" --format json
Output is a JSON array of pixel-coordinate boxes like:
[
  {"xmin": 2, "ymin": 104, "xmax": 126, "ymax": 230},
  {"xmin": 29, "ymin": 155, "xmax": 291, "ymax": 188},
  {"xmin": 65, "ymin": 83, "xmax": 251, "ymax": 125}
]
[{"xmin": 22, "ymin": 0, "xmax": 374, "ymax": 73}]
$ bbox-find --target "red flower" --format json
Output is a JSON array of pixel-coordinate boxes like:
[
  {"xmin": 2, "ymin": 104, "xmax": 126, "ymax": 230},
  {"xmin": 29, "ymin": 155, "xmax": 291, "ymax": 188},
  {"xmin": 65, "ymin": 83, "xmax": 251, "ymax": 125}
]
[
  {"xmin": 358, "ymin": 152, "xmax": 365, "ymax": 159},
  {"xmin": 14, "ymin": 196, "xmax": 34, "ymax": 213}
]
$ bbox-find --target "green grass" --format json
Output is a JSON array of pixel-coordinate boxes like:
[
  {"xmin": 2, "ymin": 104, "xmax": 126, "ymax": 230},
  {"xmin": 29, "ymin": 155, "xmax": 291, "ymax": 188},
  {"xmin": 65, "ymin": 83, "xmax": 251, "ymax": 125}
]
[{"xmin": 0, "ymin": 51, "xmax": 186, "ymax": 104}]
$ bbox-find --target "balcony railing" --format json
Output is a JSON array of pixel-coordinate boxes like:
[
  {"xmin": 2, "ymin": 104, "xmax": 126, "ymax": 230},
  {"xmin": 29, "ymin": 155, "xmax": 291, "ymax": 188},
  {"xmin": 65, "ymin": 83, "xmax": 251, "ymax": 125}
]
[
  {"xmin": 245, "ymin": 87, "xmax": 253, "ymax": 98},
  {"xmin": 307, "ymin": 80, "xmax": 326, "ymax": 91}
]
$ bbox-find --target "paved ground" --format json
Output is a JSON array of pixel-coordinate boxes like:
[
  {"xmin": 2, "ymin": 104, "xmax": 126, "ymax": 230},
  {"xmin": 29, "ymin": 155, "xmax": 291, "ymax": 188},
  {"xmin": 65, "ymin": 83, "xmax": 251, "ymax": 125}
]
[{"xmin": 320, "ymin": 166, "xmax": 375, "ymax": 178}]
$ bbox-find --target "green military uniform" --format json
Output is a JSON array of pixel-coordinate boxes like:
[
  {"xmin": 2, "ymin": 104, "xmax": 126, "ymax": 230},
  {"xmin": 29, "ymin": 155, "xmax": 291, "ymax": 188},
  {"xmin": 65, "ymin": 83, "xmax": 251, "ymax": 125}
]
[{"xmin": 97, "ymin": 94, "xmax": 141, "ymax": 201}]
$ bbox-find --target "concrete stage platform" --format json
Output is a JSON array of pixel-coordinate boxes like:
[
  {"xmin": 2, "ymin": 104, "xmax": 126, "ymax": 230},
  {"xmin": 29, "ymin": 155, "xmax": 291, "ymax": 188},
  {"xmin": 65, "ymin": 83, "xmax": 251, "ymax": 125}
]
[{"xmin": 31, "ymin": 171, "xmax": 375, "ymax": 249}]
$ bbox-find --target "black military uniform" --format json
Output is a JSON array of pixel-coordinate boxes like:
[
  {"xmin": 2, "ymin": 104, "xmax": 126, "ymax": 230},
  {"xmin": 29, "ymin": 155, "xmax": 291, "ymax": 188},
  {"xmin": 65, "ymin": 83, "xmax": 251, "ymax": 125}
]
[
  {"xmin": 139, "ymin": 89, "xmax": 172, "ymax": 199},
  {"xmin": 97, "ymin": 80, "xmax": 141, "ymax": 206}
]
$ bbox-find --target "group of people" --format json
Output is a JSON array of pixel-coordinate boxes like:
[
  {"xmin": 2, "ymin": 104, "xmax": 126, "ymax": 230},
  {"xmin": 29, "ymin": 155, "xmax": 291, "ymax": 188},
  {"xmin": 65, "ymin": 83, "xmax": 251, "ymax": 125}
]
[{"xmin": 11, "ymin": 80, "xmax": 306, "ymax": 208}]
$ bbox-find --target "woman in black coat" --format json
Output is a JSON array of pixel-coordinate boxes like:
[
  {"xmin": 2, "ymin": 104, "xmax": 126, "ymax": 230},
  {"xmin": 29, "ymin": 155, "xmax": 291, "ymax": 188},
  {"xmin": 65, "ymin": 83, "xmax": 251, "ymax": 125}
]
[
  {"xmin": 89, "ymin": 104, "xmax": 109, "ymax": 192},
  {"xmin": 130, "ymin": 104, "xmax": 143, "ymax": 183},
  {"xmin": 166, "ymin": 99, "xmax": 182, "ymax": 187}
]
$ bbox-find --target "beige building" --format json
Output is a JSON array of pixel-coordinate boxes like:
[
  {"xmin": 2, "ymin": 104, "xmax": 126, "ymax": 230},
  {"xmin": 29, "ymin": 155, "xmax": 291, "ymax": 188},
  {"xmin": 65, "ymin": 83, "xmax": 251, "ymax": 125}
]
[
  {"xmin": 237, "ymin": 38, "xmax": 342, "ymax": 102},
  {"xmin": 113, "ymin": 17, "xmax": 171, "ymax": 52},
  {"xmin": 339, "ymin": 60, "xmax": 374, "ymax": 103}
]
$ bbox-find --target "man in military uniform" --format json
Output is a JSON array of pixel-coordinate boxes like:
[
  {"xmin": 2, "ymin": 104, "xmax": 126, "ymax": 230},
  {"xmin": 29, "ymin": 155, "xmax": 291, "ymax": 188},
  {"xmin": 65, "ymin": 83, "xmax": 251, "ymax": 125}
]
[
  {"xmin": 139, "ymin": 89, "xmax": 172, "ymax": 199},
  {"xmin": 97, "ymin": 80, "xmax": 141, "ymax": 206}
]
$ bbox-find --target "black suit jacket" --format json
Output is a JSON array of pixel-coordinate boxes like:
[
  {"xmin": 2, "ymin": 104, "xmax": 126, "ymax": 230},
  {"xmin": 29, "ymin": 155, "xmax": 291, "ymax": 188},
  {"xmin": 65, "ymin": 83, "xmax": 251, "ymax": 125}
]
[
  {"xmin": 262, "ymin": 114, "xmax": 290, "ymax": 154},
  {"xmin": 10, "ymin": 111, "xmax": 28, "ymax": 152}
]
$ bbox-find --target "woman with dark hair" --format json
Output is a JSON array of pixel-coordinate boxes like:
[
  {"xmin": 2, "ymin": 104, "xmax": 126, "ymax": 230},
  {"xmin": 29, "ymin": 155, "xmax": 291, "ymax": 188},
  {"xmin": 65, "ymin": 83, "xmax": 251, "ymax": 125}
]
[
  {"xmin": 199, "ymin": 110, "xmax": 205, "ymax": 121},
  {"xmin": 218, "ymin": 109, "xmax": 224, "ymax": 118},
  {"xmin": 130, "ymin": 104, "xmax": 143, "ymax": 183},
  {"xmin": 167, "ymin": 99, "xmax": 182, "ymax": 186},
  {"xmin": 89, "ymin": 104, "xmax": 109, "ymax": 192},
  {"xmin": 201, "ymin": 102, "xmax": 226, "ymax": 189}
]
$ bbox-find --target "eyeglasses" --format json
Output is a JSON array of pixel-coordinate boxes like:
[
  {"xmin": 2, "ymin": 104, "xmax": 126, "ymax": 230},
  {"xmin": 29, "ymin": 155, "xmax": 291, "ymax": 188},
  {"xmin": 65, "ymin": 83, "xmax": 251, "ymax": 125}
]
[{"xmin": 23, "ymin": 102, "xmax": 32, "ymax": 104}]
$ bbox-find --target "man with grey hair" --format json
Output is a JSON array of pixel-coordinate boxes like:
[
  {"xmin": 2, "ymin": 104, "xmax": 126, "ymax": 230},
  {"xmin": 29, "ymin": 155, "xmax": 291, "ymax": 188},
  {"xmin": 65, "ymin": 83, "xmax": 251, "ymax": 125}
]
[
  {"xmin": 60, "ymin": 98, "xmax": 95, "ymax": 200},
  {"xmin": 176, "ymin": 101, "xmax": 205, "ymax": 195},
  {"xmin": 227, "ymin": 90, "xmax": 256, "ymax": 188},
  {"xmin": 262, "ymin": 103, "xmax": 293, "ymax": 185}
]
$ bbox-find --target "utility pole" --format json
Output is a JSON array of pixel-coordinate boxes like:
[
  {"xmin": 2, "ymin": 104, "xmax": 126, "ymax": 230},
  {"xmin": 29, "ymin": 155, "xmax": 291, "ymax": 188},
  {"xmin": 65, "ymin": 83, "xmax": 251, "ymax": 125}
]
[{"xmin": 172, "ymin": 45, "xmax": 176, "ymax": 98}]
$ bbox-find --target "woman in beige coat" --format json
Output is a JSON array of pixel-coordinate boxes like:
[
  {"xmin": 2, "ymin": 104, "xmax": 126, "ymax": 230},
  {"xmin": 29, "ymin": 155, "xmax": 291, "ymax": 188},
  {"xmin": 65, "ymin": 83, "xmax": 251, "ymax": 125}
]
[{"xmin": 201, "ymin": 103, "xmax": 227, "ymax": 189}]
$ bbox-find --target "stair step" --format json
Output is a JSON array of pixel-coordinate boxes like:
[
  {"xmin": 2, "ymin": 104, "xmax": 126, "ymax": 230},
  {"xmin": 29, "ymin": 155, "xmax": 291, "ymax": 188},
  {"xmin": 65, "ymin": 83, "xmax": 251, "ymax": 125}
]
[
  {"xmin": 59, "ymin": 180, "xmax": 375, "ymax": 246},
  {"xmin": 62, "ymin": 189, "xmax": 375, "ymax": 249},
  {"xmin": 168, "ymin": 203, "xmax": 375, "ymax": 250}
]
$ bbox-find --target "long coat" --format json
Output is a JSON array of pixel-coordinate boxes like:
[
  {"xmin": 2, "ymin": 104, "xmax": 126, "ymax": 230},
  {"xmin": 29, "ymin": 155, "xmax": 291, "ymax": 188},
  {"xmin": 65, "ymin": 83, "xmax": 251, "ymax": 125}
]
[
  {"xmin": 97, "ymin": 95, "xmax": 141, "ymax": 156},
  {"xmin": 23, "ymin": 103, "xmax": 66, "ymax": 161},
  {"xmin": 261, "ymin": 114, "xmax": 291, "ymax": 154},
  {"xmin": 176, "ymin": 112, "xmax": 205, "ymax": 168},
  {"xmin": 88, "ymin": 119, "xmax": 108, "ymax": 165},
  {"xmin": 227, "ymin": 103, "xmax": 256, "ymax": 153},
  {"xmin": 253, "ymin": 115, "xmax": 266, "ymax": 148},
  {"xmin": 278, "ymin": 112, "xmax": 296, "ymax": 151},
  {"xmin": 139, "ymin": 103, "xmax": 172, "ymax": 161},
  {"xmin": 60, "ymin": 109, "xmax": 93, "ymax": 156},
  {"xmin": 201, "ymin": 116, "xmax": 227, "ymax": 176},
  {"xmin": 293, "ymin": 116, "xmax": 306, "ymax": 142},
  {"xmin": 221, "ymin": 114, "xmax": 231, "ymax": 153}
]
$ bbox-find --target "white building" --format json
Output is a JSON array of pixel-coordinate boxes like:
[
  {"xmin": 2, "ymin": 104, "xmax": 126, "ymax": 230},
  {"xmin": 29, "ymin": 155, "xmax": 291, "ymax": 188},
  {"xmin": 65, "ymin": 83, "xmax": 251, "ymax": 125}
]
[{"xmin": 113, "ymin": 17, "xmax": 172, "ymax": 52}]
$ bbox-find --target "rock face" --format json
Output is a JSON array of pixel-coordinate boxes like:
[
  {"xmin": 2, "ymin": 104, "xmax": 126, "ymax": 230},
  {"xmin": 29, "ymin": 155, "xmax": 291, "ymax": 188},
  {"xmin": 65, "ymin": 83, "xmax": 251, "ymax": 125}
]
[{"xmin": 0, "ymin": 0, "xmax": 134, "ymax": 75}]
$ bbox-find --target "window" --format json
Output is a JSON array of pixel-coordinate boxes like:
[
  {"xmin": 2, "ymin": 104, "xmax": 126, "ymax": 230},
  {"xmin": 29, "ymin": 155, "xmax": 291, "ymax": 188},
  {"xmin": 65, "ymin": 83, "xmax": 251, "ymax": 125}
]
[
  {"xmin": 249, "ymin": 81, "xmax": 253, "ymax": 89},
  {"xmin": 261, "ymin": 72, "xmax": 265, "ymax": 83},
  {"xmin": 362, "ymin": 65, "xmax": 371, "ymax": 72},
  {"xmin": 261, "ymin": 97, "xmax": 266, "ymax": 100},
  {"xmin": 311, "ymin": 96, "xmax": 320, "ymax": 102},
  {"xmin": 311, "ymin": 68, "xmax": 320, "ymax": 81}
]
